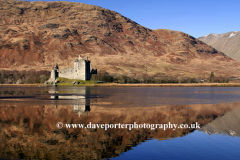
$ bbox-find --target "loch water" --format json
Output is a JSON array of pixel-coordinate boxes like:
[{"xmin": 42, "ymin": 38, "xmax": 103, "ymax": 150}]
[{"xmin": 0, "ymin": 86, "xmax": 240, "ymax": 160}]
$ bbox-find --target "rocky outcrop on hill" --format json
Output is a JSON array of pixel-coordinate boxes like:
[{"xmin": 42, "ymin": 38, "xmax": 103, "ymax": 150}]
[{"xmin": 0, "ymin": 0, "xmax": 240, "ymax": 78}]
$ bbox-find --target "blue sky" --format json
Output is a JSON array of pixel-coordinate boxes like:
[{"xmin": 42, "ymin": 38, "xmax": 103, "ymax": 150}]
[{"xmin": 26, "ymin": 0, "xmax": 240, "ymax": 38}]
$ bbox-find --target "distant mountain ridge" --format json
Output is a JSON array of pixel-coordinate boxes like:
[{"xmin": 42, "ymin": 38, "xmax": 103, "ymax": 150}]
[{"xmin": 198, "ymin": 31, "xmax": 240, "ymax": 61}]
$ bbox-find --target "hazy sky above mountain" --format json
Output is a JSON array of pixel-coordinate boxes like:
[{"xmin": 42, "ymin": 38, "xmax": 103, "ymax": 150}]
[{"xmin": 26, "ymin": 0, "xmax": 240, "ymax": 38}]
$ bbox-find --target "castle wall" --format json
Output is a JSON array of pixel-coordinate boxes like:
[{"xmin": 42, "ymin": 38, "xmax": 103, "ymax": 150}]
[
  {"xmin": 59, "ymin": 67, "xmax": 74, "ymax": 79},
  {"xmin": 48, "ymin": 69, "xmax": 58, "ymax": 82},
  {"xmin": 85, "ymin": 61, "xmax": 91, "ymax": 80}
]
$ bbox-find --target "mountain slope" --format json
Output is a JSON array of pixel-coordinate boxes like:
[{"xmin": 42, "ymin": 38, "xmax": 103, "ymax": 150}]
[
  {"xmin": 199, "ymin": 107, "xmax": 240, "ymax": 137},
  {"xmin": 0, "ymin": 0, "xmax": 240, "ymax": 78},
  {"xmin": 198, "ymin": 31, "xmax": 240, "ymax": 61}
]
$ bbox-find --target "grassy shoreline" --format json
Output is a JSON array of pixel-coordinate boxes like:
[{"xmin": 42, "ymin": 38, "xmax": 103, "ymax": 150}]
[
  {"xmin": 91, "ymin": 83, "xmax": 240, "ymax": 87},
  {"xmin": 2, "ymin": 83, "xmax": 240, "ymax": 87}
]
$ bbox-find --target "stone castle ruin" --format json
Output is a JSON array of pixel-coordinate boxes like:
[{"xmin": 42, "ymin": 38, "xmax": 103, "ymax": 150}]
[{"xmin": 48, "ymin": 55, "xmax": 97, "ymax": 82}]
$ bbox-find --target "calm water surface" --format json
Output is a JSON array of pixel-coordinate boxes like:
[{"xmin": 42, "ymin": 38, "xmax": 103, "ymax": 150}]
[{"xmin": 0, "ymin": 86, "xmax": 240, "ymax": 159}]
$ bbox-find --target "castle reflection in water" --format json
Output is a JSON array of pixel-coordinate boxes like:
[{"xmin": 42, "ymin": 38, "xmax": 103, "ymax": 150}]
[{"xmin": 49, "ymin": 88, "xmax": 91, "ymax": 117}]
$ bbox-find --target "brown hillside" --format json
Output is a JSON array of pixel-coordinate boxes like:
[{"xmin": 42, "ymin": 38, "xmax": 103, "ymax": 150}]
[{"xmin": 0, "ymin": 0, "xmax": 240, "ymax": 78}]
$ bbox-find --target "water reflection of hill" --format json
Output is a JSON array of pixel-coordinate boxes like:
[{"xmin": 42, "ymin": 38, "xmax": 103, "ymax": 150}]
[
  {"xmin": 0, "ymin": 103, "xmax": 239, "ymax": 159},
  {"xmin": 199, "ymin": 107, "xmax": 240, "ymax": 136}
]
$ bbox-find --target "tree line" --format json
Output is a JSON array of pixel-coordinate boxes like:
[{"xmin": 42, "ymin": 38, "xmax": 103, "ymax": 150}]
[
  {"xmin": 0, "ymin": 70, "xmax": 233, "ymax": 84},
  {"xmin": 91, "ymin": 71, "xmax": 231, "ymax": 84},
  {"xmin": 0, "ymin": 70, "xmax": 50, "ymax": 84}
]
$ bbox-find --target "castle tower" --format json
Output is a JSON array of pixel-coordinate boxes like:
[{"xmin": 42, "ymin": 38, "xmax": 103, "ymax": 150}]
[
  {"xmin": 74, "ymin": 55, "xmax": 87, "ymax": 80},
  {"xmin": 49, "ymin": 63, "xmax": 59, "ymax": 82}
]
